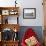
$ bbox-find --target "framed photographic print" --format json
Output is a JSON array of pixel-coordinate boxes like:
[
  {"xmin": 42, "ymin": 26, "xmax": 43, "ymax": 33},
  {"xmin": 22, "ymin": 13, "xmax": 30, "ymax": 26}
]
[
  {"xmin": 2, "ymin": 10, "xmax": 9, "ymax": 15},
  {"xmin": 23, "ymin": 8, "xmax": 36, "ymax": 19},
  {"xmin": 9, "ymin": 10, "xmax": 18, "ymax": 15}
]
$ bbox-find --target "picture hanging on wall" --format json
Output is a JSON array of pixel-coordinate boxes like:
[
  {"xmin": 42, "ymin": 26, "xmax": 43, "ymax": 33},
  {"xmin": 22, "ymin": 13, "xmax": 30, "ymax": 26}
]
[{"xmin": 23, "ymin": 8, "xmax": 36, "ymax": 19}]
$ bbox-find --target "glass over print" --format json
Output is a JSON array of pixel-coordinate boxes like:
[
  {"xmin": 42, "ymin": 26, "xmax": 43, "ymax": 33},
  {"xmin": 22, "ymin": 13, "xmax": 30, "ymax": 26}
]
[{"xmin": 23, "ymin": 8, "xmax": 36, "ymax": 19}]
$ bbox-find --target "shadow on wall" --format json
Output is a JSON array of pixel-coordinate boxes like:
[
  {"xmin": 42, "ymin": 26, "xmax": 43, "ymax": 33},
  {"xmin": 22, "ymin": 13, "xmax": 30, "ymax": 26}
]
[{"xmin": 18, "ymin": 26, "xmax": 44, "ymax": 44}]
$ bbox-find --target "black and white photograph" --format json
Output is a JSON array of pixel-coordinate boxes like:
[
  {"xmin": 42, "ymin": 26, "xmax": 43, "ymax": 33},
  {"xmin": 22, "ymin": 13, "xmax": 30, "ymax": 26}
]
[{"xmin": 23, "ymin": 8, "xmax": 36, "ymax": 19}]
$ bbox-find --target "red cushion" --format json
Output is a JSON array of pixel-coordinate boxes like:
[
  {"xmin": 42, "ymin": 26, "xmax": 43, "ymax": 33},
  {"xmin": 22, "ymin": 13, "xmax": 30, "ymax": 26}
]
[{"xmin": 21, "ymin": 28, "xmax": 41, "ymax": 46}]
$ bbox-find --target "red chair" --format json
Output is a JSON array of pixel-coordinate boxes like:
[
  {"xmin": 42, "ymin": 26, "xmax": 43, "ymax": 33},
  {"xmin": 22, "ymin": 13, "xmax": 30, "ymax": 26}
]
[{"xmin": 21, "ymin": 28, "xmax": 41, "ymax": 46}]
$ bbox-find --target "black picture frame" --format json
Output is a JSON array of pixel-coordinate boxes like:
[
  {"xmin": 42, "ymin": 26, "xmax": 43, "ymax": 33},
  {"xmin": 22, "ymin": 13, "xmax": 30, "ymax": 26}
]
[{"xmin": 23, "ymin": 8, "xmax": 36, "ymax": 19}]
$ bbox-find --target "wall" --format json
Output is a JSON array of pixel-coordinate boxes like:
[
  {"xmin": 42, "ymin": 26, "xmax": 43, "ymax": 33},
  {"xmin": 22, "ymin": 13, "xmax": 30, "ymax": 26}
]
[
  {"xmin": 0, "ymin": 0, "xmax": 44, "ymax": 26},
  {"xmin": 18, "ymin": 0, "xmax": 44, "ymax": 26}
]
